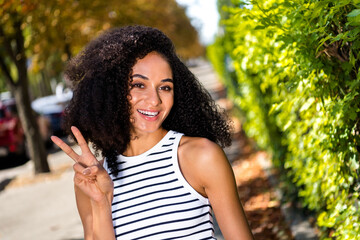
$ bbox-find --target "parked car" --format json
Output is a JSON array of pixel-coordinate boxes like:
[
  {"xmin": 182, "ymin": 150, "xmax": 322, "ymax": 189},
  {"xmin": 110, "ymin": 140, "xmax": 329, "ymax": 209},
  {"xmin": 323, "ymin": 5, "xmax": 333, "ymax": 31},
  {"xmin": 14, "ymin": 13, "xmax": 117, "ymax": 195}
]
[
  {"xmin": 0, "ymin": 93, "xmax": 55, "ymax": 159},
  {"xmin": 31, "ymin": 86, "xmax": 73, "ymax": 136},
  {"xmin": 0, "ymin": 99, "xmax": 26, "ymax": 157}
]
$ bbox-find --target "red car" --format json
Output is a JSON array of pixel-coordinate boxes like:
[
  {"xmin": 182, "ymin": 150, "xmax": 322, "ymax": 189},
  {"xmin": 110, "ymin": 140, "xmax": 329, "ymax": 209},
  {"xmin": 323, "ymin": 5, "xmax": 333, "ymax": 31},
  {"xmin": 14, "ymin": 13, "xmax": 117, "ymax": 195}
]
[{"xmin": 0, "ymin": 99, "xmax": 26, "ymax": 157}]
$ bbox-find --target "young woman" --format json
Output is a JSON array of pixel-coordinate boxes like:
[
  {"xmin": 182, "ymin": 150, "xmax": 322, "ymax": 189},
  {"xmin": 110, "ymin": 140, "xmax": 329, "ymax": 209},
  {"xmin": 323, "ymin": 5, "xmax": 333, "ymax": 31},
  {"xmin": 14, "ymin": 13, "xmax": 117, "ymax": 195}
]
[{"xmin": 52, "ymin": 25, "xmax": 254, "ymax": 240}]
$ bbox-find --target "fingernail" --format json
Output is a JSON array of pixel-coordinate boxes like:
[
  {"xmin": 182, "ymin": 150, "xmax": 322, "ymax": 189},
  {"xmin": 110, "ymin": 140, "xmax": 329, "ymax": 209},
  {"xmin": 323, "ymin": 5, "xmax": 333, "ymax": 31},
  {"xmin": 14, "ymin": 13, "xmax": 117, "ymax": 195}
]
[{"xmin": 83, "ymin": 168, "xmax": 91, "ymax": 175}]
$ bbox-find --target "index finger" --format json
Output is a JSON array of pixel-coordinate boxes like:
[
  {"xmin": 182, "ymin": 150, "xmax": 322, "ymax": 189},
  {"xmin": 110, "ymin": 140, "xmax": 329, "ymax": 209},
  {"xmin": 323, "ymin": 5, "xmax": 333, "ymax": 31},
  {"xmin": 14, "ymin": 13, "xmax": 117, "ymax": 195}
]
[
  {"xmin": 71, "ymin": 126, "xmax": 92, "ymax": 155},
  {"xmin": 51, "ymin": 135, "xmax": 80, "ymax": 162}
]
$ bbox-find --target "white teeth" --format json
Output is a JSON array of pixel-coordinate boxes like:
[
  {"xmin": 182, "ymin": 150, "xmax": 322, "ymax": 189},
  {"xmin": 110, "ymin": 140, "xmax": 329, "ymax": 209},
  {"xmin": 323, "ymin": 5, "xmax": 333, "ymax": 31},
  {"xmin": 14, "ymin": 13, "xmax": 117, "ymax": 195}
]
[{"xmin": 138, "ymin": 109, "xmax": 159, "ymax": 116}]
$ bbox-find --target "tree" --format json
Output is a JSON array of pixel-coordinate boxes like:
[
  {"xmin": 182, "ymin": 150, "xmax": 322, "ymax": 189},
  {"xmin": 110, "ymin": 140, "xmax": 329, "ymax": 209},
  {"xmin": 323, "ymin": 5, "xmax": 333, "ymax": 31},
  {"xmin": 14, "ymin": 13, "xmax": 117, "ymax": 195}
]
[{"xmin": 0, "ymin": 1, "xmax": 49, "ymax": 173}]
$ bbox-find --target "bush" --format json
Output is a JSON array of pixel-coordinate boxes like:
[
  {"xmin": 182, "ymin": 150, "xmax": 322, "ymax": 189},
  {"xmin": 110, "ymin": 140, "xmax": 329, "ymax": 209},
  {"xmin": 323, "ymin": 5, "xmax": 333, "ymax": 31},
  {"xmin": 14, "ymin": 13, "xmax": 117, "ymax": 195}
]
[{"xmin": 209, "ymin": 0, "xmax": 360, "ymax": 238}]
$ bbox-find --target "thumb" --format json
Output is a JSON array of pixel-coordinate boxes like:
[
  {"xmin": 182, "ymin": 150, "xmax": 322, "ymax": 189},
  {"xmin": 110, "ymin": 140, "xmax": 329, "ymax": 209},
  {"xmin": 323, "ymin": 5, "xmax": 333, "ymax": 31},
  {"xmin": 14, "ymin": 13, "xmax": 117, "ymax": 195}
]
[{"xmin": 82, "ymin": 163, "xmax": 108, "ymax": 177}]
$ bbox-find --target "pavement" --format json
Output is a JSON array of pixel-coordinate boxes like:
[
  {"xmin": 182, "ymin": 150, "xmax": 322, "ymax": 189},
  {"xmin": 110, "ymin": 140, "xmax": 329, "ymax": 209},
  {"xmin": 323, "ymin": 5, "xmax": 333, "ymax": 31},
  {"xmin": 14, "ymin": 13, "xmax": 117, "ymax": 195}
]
[
  {"xmin": 0, "ymin": 60, "xmax": 228, "ymax": 240},
  {"xmin": 0, "ymin": 145, "xmax": 84, "ymax": 240}
]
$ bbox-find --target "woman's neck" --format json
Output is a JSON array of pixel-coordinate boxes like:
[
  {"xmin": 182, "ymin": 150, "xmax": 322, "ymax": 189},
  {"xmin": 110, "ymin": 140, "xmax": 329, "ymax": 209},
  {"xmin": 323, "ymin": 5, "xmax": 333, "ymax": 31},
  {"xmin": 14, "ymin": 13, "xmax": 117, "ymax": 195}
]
[{"xmin": 124, "ymin": 128, "xmax": 168, "ymax": 157}]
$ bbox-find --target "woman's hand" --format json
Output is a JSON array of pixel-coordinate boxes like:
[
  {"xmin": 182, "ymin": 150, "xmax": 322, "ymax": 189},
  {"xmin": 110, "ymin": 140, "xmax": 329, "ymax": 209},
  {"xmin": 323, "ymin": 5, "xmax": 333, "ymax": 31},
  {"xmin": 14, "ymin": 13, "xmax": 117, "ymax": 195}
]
[
  {"xmin": 52, "ymin": 126, "xmax": 115, "ymax": 240},
  {"xmin": 51, "ymin": 126, "xmax": 114, "ymax": 203}
]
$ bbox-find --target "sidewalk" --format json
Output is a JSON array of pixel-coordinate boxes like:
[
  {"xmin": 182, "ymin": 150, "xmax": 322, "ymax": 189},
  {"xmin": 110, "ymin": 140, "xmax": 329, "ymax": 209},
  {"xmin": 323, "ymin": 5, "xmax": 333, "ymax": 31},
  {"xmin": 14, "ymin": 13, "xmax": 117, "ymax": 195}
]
[{"xmin": 0, "ymin": 146, "xmax": 84, "ymax": 240}]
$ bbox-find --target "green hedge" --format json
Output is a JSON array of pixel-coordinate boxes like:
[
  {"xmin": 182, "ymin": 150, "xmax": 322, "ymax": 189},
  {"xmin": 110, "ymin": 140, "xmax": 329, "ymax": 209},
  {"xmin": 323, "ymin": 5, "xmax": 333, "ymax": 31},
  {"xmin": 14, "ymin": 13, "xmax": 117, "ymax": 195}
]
[{"xmin": 208, "ymin": 0, "xmax": 360, "ymax": 238}]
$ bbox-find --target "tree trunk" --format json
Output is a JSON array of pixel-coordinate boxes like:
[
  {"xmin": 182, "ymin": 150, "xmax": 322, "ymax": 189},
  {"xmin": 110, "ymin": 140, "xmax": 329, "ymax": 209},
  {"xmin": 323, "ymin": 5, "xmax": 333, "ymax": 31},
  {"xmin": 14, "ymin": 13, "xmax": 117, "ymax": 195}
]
[
  {"xmin": 0, "ymin": 19, "xmax": 50, "ymax": 174},
  {"xmin": 10, "ymin": 83, "xmax": 50, "ymax": 174}
]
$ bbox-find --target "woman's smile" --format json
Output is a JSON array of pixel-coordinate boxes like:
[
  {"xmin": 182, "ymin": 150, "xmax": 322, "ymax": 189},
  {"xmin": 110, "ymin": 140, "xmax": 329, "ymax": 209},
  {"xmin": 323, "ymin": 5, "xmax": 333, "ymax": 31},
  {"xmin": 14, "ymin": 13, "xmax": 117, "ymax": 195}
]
[{"xmin": 137, "ymin": 109, "xmax": 160, "ymax": 121}]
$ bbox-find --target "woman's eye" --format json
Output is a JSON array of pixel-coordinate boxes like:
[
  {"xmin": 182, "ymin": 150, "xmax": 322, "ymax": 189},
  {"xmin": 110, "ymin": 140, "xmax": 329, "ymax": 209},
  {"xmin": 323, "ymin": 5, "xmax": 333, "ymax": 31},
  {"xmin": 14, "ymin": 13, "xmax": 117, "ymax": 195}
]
[
  {"xmin": 160, "ymin": 86, "xmax": 172, "ymax": 91},
  {"xmin": 131, "ymin": 83, "xmax": 144, "ymax": 88}
]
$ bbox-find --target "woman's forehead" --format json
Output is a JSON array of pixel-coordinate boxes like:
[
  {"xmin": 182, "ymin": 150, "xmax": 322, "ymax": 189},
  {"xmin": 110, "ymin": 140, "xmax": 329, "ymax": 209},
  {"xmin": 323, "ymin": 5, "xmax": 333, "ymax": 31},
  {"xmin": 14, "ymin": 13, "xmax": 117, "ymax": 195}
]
[{"xmin": 132, "ymin": 52, "xmax": 172, "ymax": 77}]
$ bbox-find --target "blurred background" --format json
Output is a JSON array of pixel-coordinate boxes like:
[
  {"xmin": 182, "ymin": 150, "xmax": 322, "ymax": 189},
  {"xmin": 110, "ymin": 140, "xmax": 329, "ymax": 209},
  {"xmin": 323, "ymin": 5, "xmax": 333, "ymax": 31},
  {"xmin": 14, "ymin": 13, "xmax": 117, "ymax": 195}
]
[{"xmin": 0, "ymin": 0, "xmax": 214, "ymax": 173}]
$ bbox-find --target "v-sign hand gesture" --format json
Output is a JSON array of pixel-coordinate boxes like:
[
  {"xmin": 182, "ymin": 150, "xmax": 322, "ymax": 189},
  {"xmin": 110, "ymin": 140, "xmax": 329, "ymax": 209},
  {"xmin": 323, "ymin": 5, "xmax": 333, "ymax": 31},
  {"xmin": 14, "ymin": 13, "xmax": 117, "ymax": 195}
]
[{"xmin": 51, "ymin": 126, "xmax": 114, "ymax": 203}]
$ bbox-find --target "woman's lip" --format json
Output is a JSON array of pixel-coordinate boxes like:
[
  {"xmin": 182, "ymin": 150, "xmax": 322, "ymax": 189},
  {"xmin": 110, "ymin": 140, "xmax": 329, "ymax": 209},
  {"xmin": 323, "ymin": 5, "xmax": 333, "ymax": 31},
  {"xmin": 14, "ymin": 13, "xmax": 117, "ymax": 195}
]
[
  {"xmin": 137, "ymin": 109, "xmax": 160, "ymax": 115},
  {"xmin": 137, "ymin": 109, "xmax": 160, "ymax": 121}
]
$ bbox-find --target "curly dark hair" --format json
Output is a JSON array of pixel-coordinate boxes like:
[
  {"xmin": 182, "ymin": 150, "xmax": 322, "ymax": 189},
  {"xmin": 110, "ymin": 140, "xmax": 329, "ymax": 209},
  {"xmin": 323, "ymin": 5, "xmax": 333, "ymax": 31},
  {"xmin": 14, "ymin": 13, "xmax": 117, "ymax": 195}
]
[{"xmin": 64, "ymin": 25, "xmax": 232, "ymax": 176}]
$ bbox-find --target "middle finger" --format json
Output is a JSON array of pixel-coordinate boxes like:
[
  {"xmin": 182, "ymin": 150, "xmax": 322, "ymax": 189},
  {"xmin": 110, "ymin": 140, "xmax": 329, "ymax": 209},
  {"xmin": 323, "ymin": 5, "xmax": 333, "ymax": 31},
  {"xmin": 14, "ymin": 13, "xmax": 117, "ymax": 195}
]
[{"xmin": 71, "ymin": 126, "xmax": 92, "ymax": 155}]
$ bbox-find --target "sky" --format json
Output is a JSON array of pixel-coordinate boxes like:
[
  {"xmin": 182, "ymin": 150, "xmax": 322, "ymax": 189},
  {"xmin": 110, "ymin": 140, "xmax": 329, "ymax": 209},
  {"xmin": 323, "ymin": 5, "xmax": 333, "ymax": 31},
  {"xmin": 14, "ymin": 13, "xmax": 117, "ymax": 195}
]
[{"xmin": 176, "ymin": 0, "xmax": 220, "ymax": 45}]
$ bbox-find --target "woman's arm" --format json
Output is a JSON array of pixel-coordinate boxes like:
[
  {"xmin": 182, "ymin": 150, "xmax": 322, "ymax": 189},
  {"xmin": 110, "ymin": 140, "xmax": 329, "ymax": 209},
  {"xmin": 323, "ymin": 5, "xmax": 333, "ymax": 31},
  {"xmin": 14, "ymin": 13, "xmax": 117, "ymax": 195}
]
[
  {"xmin": 74, "ymin": 182, "xmax": 115, "ymax": 240},
  {"xmin": 202, "ymin": 144, "xmax": 253, "ymax": 239},
  {"xmin": 73, "ymin": 163, "xmax": 115, "ymax": 240},
  {"xmin": 91, "ymin": 197, "xmax": 114, "ymax": 240},
  {"xmin": 74, "ymin": 185, "xmax": 93, "ymax": 239},
  {"xmin": 179, "ymin": 137, "xmax": 254, "ymax": 240},
  {"xmin": 51, "ymin": 127, "xmax": 115, "ymax": 240}
]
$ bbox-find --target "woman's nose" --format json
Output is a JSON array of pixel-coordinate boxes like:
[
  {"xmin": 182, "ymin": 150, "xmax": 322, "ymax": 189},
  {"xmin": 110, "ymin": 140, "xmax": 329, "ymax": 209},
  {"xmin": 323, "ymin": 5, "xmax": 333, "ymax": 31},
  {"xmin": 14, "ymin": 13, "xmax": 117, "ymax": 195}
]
[{"xmin": 146, "ymin": 88, "xmax": 162, "ymax": 106}]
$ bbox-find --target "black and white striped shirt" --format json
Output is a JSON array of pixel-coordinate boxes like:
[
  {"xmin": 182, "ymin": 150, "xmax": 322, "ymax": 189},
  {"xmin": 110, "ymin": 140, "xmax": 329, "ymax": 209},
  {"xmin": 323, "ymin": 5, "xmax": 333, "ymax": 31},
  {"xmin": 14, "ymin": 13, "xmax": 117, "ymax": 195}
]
[{"xmin": 104, "ymin": 130, "xmax": 215, "ymax": 239}]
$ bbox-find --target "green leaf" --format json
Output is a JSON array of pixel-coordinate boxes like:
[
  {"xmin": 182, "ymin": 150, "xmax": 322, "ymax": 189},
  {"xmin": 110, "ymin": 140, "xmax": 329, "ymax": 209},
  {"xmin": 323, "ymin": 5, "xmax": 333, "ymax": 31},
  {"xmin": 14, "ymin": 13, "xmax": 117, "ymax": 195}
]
[
  {"xmin": 347, "ymin": 9, "xmax": 360, "ymax": 17},
  {"xmin": 349, "ymin": 154, "xmax": 359, "ymax": 171},
  {"xmin": 254, "ymin": 25, "xmax": 267, "ymax": 30}
]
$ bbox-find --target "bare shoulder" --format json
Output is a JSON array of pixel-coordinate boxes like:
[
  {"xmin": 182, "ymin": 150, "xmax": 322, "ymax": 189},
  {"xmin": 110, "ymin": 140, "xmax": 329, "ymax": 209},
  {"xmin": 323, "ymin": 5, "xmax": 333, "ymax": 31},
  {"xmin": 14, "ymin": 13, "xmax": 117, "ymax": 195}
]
[
  {"xmin": 179, "ymin": 136, "xmax": 225, "ymax": 163},
  {"xmin": 178, "ymin": 136, "xmax": 230, "ymax": 196}
]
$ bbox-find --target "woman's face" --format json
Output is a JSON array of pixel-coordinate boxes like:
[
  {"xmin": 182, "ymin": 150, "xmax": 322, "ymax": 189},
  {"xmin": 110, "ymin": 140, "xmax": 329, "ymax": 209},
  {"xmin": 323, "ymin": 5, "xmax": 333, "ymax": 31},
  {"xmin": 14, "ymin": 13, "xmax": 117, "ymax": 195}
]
[{"xmin": 129, "ymin": 52, "xmax": 174, "ymax": 135}]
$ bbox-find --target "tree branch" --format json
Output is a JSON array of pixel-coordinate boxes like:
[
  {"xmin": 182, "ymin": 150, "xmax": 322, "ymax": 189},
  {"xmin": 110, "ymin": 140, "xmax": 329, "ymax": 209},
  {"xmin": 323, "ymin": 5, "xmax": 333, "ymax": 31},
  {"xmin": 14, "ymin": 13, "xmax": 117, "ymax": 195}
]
[
  {"xmin": 0, "ymin": 57, "xmax": 15, "ymax": 87},
  {"xmin": 13, "ymin": 18, "xmax": 28, "ymax": 87},
  {"xmin": 0, "ymin": 25, "xmax": 17, "ymax": 63},
  {"xmin": 14, "ymin": 19, "xmax": 25, "ymax": 60}
]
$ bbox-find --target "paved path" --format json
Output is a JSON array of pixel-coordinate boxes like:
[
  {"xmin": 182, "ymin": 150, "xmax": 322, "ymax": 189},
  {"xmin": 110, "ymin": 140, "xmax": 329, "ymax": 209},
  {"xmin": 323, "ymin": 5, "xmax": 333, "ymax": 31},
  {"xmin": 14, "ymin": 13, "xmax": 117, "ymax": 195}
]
[
  {"xmin": 0, "ymin": 60, "xmax": 228, "ymax": 240},
  {"xmin": 0, "ymin": 145, "xmax": 84, "ymax": 240}
]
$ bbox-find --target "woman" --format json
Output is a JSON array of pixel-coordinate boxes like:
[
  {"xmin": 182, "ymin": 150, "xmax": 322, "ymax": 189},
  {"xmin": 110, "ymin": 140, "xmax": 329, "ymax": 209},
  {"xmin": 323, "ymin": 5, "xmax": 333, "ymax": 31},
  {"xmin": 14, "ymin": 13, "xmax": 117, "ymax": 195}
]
[{"xmin": 52, "ymin": 25, "xmax": 254, "ymax": 240}]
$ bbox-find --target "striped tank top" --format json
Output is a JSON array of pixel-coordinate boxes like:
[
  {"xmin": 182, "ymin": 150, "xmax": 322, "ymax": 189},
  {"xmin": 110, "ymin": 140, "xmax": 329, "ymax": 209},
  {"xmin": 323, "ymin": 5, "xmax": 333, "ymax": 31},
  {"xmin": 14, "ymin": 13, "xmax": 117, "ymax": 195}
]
[{"xmin": 104, "ymin": 130, "xmax": 216, "ymax": 239}]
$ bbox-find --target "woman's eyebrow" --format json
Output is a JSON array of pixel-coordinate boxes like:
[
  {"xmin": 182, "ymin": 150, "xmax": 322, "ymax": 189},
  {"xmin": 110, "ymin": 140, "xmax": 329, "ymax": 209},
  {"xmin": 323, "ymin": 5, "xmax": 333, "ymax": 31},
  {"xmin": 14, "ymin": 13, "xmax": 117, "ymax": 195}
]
[
  {"xmin": 162, "ymin": 78, "xmax": 173, "ymax": 83},
  {"xmin": 131, "ymin": 74, "xmax": 173, "ymax": 83},
  {"xmin": 131, "ymin": 74, "xmax": 148, "ymax": 80}
]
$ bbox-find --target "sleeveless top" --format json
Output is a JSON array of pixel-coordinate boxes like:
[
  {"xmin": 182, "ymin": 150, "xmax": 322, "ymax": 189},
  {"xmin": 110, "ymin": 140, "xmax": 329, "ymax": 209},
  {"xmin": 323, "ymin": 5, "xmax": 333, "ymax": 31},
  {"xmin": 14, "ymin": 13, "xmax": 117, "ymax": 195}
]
[{"xmin": 104, "ymin": 130, "xmax": 216, "ymax": 240}]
